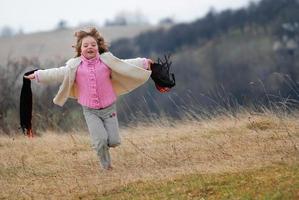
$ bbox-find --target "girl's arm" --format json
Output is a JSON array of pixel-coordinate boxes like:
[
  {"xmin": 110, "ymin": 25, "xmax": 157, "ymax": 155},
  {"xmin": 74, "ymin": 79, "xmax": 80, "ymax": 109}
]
[
  {"xmin": 122, "ymin": 58, "xmax": 153, "ymax": 70},
  {"xmin": 24, "ymin": 66, "xmax": 68, "ymax": 84}
]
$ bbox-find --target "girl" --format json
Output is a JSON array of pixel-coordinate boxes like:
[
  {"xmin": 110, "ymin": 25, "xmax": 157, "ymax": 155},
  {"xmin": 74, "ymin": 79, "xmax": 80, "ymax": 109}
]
[{"xmin": 25, "ymin": 27, "xmax": 153, "ymax": 170}]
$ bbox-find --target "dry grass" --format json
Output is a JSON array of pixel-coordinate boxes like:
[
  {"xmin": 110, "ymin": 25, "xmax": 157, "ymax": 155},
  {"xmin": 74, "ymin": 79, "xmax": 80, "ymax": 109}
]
[{"xmin": 0, "ymin": 112, "xmax": 298, "ymax": 199}]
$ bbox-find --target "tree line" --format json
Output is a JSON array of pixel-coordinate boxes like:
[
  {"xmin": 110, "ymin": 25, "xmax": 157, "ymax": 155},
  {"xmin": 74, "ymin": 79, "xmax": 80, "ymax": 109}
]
[{"xmin": 109, "ymin": 0, "xmax": 299, "ymax": 120}]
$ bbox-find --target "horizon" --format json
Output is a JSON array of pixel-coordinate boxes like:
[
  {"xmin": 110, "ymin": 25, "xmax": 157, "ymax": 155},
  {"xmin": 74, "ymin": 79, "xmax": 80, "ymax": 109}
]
[{"xmin": 1, "ymin": 0, "xmax": 260, "ymax": 34}]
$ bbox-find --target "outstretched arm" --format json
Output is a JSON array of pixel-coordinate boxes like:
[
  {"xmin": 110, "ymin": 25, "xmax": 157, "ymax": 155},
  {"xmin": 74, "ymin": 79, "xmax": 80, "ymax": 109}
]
[
  {"xmin": 122, "ymin": 57, "xmax": 153, "ymax": 70},
  {"xmin": 24, "ymin": 66, "xmax": 68, "ymax": 84}
]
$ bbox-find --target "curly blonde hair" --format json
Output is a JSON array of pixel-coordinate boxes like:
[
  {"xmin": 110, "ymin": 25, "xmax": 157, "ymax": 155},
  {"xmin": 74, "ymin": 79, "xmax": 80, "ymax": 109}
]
[{"xmin": 73, "ymin": 27, "xmax": 108, "ymax": 57}]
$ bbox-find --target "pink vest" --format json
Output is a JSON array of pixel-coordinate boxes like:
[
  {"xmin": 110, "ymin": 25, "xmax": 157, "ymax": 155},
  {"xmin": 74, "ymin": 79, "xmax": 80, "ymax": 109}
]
[{"xmin": 75, "ymin": 53, "xmax": 117, "ymax": 109}]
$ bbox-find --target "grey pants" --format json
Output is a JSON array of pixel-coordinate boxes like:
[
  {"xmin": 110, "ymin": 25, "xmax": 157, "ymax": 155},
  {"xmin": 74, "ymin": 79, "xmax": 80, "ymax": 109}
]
[{"xmin": 82, "ymin": 103, "xmax": 121, "ymax": 169}]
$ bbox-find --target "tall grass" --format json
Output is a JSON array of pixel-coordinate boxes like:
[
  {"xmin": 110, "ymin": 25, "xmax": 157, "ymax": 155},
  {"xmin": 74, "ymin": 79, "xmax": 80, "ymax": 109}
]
[{"xmin": 1, "ymin": 54, "xmax": 299, "ymax": 135}]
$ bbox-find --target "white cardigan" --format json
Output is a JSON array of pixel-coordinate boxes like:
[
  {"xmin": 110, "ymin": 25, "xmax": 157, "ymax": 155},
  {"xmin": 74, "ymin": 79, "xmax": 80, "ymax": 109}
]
[{"xmin": 37, "ymin": 52, "xmax": 152, "ymax": 106}]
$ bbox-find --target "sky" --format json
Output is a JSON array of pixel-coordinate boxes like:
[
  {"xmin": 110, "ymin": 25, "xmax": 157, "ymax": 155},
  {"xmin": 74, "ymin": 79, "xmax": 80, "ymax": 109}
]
[{"xmin": 0, "ymin": 0, "xmax": 260, "ymax": 34}]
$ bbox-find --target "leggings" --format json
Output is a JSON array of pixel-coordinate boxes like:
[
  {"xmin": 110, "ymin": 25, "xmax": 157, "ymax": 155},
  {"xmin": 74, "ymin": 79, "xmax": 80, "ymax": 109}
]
[{"xmin": 82, "ymin": 103, "xmax": 121, "ymax": 169}]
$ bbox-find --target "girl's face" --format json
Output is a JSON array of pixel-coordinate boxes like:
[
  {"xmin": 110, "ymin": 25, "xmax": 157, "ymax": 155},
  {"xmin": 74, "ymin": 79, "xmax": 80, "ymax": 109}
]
[{"xmin": 81, "ymin": 36, "xmax": 99, "ymax": 59}]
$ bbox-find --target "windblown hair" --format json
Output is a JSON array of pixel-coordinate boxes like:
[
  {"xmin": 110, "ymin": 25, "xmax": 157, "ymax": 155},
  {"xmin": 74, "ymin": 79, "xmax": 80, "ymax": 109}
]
[{"xmin": 73, "ymin": 27, "xmax": 108, "ymax": 57}]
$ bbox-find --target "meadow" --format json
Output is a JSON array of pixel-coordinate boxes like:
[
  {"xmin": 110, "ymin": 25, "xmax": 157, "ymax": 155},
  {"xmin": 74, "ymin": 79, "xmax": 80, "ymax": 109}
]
[{"xmin": 0, "ymin": 111, "xmax": 298, "ymax": 199}]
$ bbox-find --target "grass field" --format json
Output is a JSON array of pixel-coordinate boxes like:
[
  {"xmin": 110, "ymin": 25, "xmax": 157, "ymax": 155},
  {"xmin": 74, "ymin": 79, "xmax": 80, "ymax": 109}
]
[
  {"xmin": 101, "ymin": 164, "xmax": 299, "ymax": 200},
  {"xmin": 0, "ymin": 112, "xmax": 298, "ymax": 199}
]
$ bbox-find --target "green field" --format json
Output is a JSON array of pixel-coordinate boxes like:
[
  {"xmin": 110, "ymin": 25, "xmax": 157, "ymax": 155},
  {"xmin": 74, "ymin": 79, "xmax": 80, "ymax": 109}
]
[{"xmin": 100, "ymin": 164, "xmax": 299, "ymax": 200}]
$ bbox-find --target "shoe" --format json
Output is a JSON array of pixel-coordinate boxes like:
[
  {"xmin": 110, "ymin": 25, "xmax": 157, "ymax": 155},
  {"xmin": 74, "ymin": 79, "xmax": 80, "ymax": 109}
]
[{"xmin": 104, "ymin": 164, "xmax": 113, "ymax": 170}]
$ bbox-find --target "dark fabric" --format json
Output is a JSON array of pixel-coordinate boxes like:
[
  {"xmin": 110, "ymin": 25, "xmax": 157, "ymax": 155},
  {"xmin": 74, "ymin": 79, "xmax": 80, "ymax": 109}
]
[
  {"xmin": 20, "ymin": 69, "xmax": 38, "ymax": 136},
  {"xmin": 150, "ymin": 55, "xmax": 175, "ymax": 92}
]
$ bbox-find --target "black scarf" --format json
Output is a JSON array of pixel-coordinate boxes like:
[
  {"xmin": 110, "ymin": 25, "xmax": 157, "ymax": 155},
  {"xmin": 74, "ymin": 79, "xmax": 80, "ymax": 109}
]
[
  {"xmin": 150, "ymin": 55, "xmax": 175, "ymax": 92},
  {"xmin": 20, "ymin": 69, "xmax": 38, "ymax": 137}
]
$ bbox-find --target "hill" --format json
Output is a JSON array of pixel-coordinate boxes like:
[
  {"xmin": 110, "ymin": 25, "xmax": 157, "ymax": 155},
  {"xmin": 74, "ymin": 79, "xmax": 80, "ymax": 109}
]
[
  {"xmin": 0, "ymin": 112, "xmax": 298, "ymax": 199},
  {"xmin": 0, "ymin": 25, "xmax": 161, "ymax": 65},
  {"xmin": 109, "ymin": 0, "xmax": 299, "ymax": 124},
  {"xmin": 111, "ymin": 0, "xmax": 299, "ymax": 57}
]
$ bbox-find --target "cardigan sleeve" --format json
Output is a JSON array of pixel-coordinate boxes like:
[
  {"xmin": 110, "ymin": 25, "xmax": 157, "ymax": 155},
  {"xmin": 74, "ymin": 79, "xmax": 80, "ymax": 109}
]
[
  {"xmin": 35, "ymin": 65, "xmax": 68, "ymax": 84},
  {"xmin": 121, "ymin": 57, "xmax": 150, "ymax": 70}
]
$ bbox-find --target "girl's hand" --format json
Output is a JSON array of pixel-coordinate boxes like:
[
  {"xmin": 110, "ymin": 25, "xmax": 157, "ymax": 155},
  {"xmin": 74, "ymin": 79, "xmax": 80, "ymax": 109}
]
[
  {"xmin": 147, "ymin": 59, "xmax": 154, "ymax": 70},
  {"xmin": 24, "ymin": 74, "xmax": 35, "ymax": 80}
]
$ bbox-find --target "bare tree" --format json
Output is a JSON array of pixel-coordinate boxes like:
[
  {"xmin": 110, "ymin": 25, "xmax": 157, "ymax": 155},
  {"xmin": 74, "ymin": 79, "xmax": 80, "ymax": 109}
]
[{"xmin": 1, "ymin": 26, "xmax": 14, "ymax": 37}]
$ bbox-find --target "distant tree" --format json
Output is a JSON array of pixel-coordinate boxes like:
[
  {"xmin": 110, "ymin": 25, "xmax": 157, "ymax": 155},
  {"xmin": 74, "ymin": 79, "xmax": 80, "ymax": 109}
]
[
  {"xmin": 56, "ymin": 20, "xmax": 68, "ymax": 30},
  {"xmin": 105, "ymin": 10, "xmax": 149, "ymax": 26},
  {"xmin": 105, "ymin": 17, "xmax": 127, "ymax": 26},
  {"xmin": 1, "ymin": 26, "xmax": 14, "ymax": 37},
  {"xmin": 158, "ymin": 17, "xmax": 175, "ymax": 25},
  {"xmin": 17, "ymin": 28, "xmax": 24, "ymax": 35},
  {"xmin": 77, "ymin": 21, "xmax": 99, "ymax": 29}
]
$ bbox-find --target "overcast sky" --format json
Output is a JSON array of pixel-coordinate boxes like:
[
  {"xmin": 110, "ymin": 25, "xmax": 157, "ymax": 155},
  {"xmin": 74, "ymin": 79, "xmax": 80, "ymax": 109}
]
[{"xmin": 1, "ymin": 0, "xmax": 260, "ymax": 33}]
